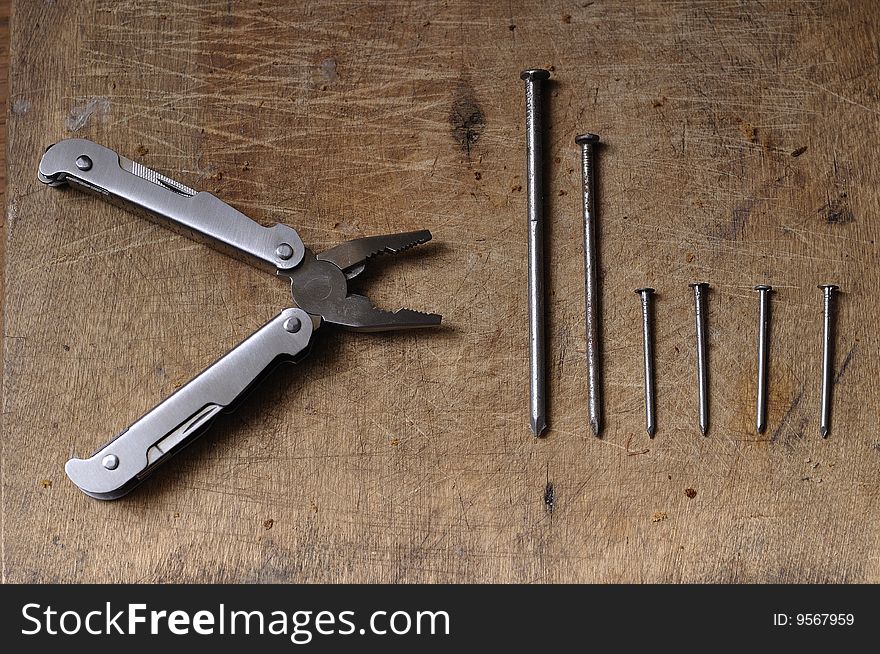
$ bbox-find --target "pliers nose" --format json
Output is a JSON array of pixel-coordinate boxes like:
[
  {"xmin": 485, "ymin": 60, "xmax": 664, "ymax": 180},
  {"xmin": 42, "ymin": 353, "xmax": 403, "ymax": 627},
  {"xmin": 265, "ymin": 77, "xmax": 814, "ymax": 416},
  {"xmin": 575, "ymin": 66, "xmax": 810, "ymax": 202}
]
[
  {"xmin": 317, "ymin": 229, "xmax": 433, "ymax": 279},
  {"xmin": 288, "ymin": 231, "xmax": 442, "ymax": 332}
]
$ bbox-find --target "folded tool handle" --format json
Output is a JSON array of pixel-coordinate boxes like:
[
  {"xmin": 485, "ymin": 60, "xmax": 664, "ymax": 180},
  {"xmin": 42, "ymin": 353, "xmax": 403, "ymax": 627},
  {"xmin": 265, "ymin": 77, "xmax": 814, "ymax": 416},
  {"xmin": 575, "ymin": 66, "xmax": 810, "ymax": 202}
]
[
  {"xmin": 38, "ymin": 138, "xmax": 304, "ymax": 272},
  {"xmin": 65, "ymin": 309, "xmax": 315, "ymax": 500}
]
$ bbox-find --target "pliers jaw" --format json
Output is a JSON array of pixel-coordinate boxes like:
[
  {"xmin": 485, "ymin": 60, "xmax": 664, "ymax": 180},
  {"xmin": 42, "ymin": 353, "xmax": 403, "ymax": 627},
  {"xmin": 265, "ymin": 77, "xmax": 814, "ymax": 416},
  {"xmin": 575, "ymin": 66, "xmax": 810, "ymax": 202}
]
[
  {"xmin": 317, "ymin": 229, "xmax": 433, "ymax": 279},
  {"xmin": 288, "ymin": 231, "xmax": 442, "ymax": 332}
]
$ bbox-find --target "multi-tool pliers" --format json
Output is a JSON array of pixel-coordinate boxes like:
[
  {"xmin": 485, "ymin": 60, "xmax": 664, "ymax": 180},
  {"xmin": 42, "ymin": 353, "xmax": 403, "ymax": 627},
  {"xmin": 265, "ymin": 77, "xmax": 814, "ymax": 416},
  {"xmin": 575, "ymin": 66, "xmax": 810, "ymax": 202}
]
[{"xmin": 38, "ymin": 139, "xmax": 441, "ymax": 500}]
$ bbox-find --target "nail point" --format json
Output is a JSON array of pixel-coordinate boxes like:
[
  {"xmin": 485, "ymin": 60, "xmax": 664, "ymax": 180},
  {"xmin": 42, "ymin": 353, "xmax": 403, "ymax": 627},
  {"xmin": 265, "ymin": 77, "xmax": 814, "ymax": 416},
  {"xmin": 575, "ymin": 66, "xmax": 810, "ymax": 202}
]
[{"xmin": 531, "ymin": 416, "xmax": 547, "ymax": 437}]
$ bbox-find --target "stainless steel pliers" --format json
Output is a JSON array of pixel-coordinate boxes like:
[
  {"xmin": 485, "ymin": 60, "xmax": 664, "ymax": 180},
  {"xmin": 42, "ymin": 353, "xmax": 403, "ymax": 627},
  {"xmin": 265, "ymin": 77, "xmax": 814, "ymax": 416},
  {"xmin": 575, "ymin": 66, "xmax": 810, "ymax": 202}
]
[{"xmin": 38, "ymin": 139, "xmax": 441, "ymax": 500}]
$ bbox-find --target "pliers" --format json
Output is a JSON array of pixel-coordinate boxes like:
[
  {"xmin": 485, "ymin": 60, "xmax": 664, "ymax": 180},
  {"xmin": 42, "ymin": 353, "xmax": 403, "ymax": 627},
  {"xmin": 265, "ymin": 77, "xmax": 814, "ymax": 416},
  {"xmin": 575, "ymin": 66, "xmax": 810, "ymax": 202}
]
[{"xmin": 38, "ymin": 139, "xmax": 441, "ymax": 500}]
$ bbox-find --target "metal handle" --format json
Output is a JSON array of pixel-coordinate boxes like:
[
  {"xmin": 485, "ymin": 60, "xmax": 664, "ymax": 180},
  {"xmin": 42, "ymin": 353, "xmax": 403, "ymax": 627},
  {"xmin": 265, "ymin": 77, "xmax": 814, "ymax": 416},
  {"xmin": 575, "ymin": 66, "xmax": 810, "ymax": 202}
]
[
  {"xmin": 65, "ymin": 308, "xmax": 315, "ymax": 500},
  {"xmin": 38, "ymin": 138, "xmax": 304, "ymax": 271}
]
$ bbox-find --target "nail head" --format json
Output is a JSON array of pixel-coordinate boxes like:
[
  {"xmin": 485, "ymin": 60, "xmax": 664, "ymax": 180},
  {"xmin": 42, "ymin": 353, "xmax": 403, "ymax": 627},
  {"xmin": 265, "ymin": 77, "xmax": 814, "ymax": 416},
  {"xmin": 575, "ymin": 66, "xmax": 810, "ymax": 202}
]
[
  {"xmin": 520, "ymin": 69, "xmax": 551, "ymax": 81},
  {"xmin": 575, "ymin": 133, "xmax": 600, "ymax": 145}
]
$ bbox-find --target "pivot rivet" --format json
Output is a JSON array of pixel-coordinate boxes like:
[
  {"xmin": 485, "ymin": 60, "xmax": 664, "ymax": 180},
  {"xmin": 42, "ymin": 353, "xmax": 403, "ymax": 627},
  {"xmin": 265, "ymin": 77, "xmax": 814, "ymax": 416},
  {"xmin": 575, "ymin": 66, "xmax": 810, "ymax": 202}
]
[
  {"xmin": 283, "ymin": 317, "xmax": 301, "ymax": 333},
  {"xmin": 275, "ymin": 243, "xmax": 294, "ymax": 260}
]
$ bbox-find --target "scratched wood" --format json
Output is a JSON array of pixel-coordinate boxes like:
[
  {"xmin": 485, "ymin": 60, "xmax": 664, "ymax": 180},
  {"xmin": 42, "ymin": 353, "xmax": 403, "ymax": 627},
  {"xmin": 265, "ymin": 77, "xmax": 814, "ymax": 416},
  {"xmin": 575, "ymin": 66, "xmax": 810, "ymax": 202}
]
[
  {"xmin": 3, "ymin": 0, "xmax": 879, "ymax": 583},
  {"xmin": 0, "ymin": 0, "xmax": 8, "ymax": 306}
]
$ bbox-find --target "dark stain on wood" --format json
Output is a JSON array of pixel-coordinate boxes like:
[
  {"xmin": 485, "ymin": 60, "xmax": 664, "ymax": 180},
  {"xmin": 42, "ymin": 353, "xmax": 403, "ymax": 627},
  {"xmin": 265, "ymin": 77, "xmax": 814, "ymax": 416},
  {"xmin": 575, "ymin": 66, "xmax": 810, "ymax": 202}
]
[
  {"xmin": 770, "ymin": 389, "xmax": 805, "ymax": 445},
  {"xmin": 834, "ymin": 345, "xmax": 856, "ymax": 385},
  {"xmin": 449, "ymin": 81, "xmax": 485, "ymax": 157},
  {"xmin": 543, "ymin": 481, "xmax": 555, "ymax": 513},
  {"xmin": 819, "ymin": 192, "xmax": 854, "ymax": 225}
]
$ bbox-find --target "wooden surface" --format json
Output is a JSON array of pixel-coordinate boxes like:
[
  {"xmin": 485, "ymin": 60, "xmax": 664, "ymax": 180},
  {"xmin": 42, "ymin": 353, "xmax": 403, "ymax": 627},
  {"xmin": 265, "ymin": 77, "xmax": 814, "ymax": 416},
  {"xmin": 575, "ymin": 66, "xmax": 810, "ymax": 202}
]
[
  {"xmin": 3, "ymin": 0, "xmax": 880, "ymax": 583},
  {"xmin": 0, "ymin": 0, "xmax": 8, "ymax": 307}
]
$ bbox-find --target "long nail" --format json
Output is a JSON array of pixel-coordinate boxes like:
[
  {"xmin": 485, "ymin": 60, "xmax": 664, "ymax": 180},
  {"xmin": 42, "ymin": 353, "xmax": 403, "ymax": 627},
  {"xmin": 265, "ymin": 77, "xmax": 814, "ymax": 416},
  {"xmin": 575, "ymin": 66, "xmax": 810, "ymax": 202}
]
[
  {"xmin": 521, "ymin": 69, "xmax": 550, "ymax": 437},
  {"xmin": 577, "ymin": 133, "xmax": 601, "ymax": 437}
]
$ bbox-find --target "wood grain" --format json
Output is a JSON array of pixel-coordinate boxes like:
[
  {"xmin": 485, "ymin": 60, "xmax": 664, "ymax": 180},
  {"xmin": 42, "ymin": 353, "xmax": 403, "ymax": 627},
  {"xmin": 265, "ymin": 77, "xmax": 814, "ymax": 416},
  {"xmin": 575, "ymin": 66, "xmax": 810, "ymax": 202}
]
[
  {"xmin": 0, "ymin": 0, "xmax": 8, "ymax": 320},
  {"xmin": 3, "ymin": 0, "xmax": 879, "ymax": 583}
]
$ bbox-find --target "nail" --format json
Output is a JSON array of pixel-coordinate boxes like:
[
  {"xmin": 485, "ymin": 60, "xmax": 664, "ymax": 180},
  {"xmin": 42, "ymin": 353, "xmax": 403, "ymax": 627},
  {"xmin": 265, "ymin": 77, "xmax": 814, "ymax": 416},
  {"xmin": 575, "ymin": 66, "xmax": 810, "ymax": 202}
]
[
  {"xmin": 635, "ymin": 288, "xmax": 656, "ymax": 437},
  {"xmin": 819, "ymin": 284, "xmax": 839, "ymax": 438},
  {"xmin": 754, "ymin": 285, "xmax": 772, "ymax": 433},
  {"xmin": 577, "ymin": 133, "xmax": 601, "ymax": 437},
  {"xmin": 521, "ymin": 69, "xmax": 550, "ymax": 437},
  {"xmin": 689, "ymin": 282, "xmax": 710, "ymax": 436}
]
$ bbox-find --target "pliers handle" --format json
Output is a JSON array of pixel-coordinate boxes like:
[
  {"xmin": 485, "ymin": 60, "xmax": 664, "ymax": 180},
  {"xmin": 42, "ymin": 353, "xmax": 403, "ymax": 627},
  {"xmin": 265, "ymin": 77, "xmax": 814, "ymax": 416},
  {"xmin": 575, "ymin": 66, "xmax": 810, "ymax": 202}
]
[
  {"xmin": 65, "ymin": 309, "xmax": 314, "ymax": 499},
  {"xmin": 39, "ymin": 139, "xmax": 305, "ymax": 272}
]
